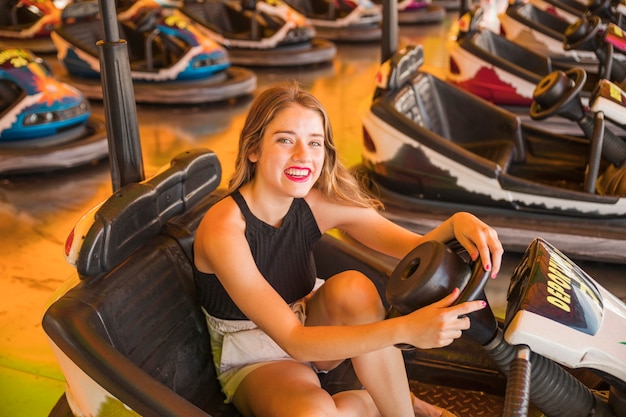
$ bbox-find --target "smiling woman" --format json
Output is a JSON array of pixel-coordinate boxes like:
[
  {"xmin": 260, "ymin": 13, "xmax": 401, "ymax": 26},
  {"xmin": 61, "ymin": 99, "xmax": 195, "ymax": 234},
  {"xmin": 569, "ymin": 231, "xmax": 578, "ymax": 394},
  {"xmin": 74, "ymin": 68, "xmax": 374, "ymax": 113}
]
[{"xmin": 192, "ymin": 81, "xmax": 503, "ymax": 417}]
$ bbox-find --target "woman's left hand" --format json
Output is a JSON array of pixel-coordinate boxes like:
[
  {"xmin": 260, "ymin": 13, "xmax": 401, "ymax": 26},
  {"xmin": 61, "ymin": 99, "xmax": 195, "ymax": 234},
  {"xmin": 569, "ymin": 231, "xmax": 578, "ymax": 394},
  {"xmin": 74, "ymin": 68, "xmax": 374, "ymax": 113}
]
[{"xmin": 450, "ymin": 212, "xmax": 503, "ymax": 278}]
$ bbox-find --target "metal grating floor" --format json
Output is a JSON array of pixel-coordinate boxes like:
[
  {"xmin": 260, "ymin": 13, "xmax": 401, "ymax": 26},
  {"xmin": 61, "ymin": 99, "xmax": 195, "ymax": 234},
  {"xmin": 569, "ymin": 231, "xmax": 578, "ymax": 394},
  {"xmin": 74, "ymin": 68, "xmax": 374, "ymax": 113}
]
[{"xmin": 411, "ymin": 380, "xmax": 545, "ymax": 417}]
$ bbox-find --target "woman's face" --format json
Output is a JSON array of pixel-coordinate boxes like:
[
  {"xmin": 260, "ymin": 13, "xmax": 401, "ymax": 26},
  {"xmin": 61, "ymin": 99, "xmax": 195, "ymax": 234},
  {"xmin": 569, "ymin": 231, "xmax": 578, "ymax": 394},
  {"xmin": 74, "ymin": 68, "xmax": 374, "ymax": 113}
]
[{"xmin": 248, "ymin": 103, "xmax": 326, "ymax": 199}]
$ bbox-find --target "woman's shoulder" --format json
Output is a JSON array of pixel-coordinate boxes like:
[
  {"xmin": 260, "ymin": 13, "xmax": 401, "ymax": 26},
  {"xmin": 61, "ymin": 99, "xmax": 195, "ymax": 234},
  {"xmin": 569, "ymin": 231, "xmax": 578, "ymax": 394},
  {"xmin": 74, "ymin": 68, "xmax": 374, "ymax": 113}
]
[
  {"xmin": 199, "ymin": 195, "xmax": 244, "ymax": 234},
  {"xmin": 305, "ymin": 188, "xmax": 362, "ymax": 210},
  {"xmin": 303, "ymin": 188, "xmax": 329, "ymax": 209},
  {"xmin": 305, "ymin": 188, "xmax": 370, "ymax": 232}
]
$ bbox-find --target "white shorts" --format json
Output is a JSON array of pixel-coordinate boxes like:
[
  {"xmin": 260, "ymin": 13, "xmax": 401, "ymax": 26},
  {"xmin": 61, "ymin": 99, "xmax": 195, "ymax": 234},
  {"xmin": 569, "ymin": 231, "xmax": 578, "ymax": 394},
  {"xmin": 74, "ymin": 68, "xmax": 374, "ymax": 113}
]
[{"xmin": 202, "ymin": 278, "xmax": 324, "ymax": 402}]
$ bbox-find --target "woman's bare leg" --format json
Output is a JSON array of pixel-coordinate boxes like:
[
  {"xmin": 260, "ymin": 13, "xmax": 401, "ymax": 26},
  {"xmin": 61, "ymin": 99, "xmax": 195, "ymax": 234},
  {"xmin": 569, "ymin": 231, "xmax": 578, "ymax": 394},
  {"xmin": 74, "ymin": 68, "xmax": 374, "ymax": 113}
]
[
  {"xmin": 232, "ymin": 360, "xmax": 380, "ymax": 417},
  {"xmin": 306, "ymin": 271, "xmax": 448, "ymax": 417}
]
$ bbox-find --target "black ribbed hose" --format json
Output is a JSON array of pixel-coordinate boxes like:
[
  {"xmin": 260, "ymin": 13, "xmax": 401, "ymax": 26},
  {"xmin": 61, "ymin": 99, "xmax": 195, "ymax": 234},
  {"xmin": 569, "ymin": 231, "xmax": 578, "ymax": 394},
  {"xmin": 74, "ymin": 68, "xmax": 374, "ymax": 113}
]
[
  {"xmin": 577, "ymin": 113, "xmax": 626, "ymax": 167},
  {"xmin": 483, "ymin": 330, "xmax": 595, "ymax": 417},
  {"xmin": 503, "ymin": 346, "xmax": 532, "ymax": 417}
]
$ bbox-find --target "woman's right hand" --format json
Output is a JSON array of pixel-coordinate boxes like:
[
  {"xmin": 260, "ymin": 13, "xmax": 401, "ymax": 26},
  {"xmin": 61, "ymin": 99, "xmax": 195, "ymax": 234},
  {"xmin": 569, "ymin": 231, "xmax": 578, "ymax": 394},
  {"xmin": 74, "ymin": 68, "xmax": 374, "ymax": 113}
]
[{"xmin": 400, "ymin": 288, "xmax": 487, "ymax": 349}]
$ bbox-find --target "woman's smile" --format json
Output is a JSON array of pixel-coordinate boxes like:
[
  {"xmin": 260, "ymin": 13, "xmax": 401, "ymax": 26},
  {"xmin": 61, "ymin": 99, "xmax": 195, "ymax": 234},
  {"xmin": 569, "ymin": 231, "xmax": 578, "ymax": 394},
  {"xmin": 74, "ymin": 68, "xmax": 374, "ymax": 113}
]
[{"xmin": 284, "ymin": 167, "xmax": 312, "ymax": 182}]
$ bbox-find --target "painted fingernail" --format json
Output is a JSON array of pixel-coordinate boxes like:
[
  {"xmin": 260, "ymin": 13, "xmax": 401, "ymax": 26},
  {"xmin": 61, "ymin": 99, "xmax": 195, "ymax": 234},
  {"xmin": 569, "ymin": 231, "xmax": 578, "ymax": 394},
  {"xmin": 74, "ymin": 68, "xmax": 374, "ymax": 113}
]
[
  {"xmin": 485, "ymin": 264, "xmax": 491, "ymax": 271},
  {"xmin": 481, "ymin": 301, "xmax": 487, "ymax": 307}
]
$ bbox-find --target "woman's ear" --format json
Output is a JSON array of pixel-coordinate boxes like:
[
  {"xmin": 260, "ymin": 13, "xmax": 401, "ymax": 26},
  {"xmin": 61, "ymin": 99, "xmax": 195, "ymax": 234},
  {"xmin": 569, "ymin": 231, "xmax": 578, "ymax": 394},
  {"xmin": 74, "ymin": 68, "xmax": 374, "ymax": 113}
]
[
  {"xmin": 248, "ymin": 145, "xmax": 260, "ymax": 163},
  {"xmin": 248, "ymin": 152, "xmax": 258, "ymax": 163}
]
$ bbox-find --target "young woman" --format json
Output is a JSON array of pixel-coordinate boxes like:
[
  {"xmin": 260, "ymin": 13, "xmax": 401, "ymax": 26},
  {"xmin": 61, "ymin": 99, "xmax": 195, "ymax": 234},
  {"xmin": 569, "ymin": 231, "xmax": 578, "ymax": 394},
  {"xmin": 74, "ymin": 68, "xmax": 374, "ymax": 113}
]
[{"xmin": 193, "ymin": 81, "xmax": 503, "ymax": 417}]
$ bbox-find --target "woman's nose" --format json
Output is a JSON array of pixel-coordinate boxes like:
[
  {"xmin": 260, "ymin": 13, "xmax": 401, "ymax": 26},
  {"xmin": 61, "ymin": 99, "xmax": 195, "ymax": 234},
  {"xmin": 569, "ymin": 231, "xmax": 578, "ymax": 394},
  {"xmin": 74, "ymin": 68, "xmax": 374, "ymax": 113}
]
[{"xmin": 292, "ymin": 142, "xmax": 311, "ymax": 162}]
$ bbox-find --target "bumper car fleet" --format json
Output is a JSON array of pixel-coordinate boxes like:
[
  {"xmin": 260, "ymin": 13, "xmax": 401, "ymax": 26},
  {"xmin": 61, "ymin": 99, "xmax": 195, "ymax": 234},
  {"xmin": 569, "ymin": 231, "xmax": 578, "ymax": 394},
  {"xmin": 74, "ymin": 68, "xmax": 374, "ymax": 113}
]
[
  {"xmin": 24, "ymin": 0, "xmax": 626, "ymax": 415},
  {"xmin": 51, "ymin": 0, "xmax": 257, "ymax": 103},
  {"xmin": 0, "ymin": 47, "xmax": 107, "ymax": 174}
]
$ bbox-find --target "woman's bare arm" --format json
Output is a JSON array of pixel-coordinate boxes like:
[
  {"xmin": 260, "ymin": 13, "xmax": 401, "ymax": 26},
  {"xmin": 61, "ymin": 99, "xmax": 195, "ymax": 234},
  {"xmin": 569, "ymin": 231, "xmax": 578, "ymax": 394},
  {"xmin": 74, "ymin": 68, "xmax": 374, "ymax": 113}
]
[{"xmin": 305, "ymin": 189, "xmax": 503, "ymax": 276}]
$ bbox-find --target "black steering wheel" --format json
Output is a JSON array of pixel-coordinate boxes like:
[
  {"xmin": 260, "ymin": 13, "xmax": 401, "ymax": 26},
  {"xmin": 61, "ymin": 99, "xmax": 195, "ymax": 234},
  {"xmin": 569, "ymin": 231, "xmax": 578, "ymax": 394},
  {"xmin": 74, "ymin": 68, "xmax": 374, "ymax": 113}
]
[
  {"xmin": 530, "ymin": 68, "xmax": 587, "ymax": 121},
  {"xmin": 564, "ymin": 16, "xmax": 614, "ymax": 80},
  {"xmin": 386, "ymin": 240, "xmax": 497, "ymax": 346},
  {"xmin": 563, "ymin": 15, "xmax": 601, "ymax": 52}
]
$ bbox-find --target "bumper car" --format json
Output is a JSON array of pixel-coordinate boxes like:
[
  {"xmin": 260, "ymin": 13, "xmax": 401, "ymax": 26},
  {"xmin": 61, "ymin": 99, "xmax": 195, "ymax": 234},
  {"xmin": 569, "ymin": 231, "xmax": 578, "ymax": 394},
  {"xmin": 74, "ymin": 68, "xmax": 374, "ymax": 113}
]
[
  {"xmin": 51, "ymin": 0, "xmax": 257, "ymax": 104},
  {"xmin": 446, "ymin": 6, "xmax": 626, "ymax": 135},
  {"xmin": 529, "ymin": 0, "xmax": 626, "ymax": 25},
  {"xmin": 528, "ymin": 0, "xmax": 587, "ymax": 22},
  {"xmin": 0, "ymin": 47, "xmax": 107, "ymax": 175},
  {"xmin": 372, "ymin": 0, "xmax": 446, "ymax": 24},
  {"xmin": 432, "ymin": 0, "xmax": 460, "ymax": 11},
  {"xmin": 361, "ymin": 43, "xmax": 626, "ymax": 262},
  {"xmin": 498, "ymin": 1, "xmax": 626, "ymax": 73},
  {"xmin": 177, "ymin": 0, "xmax": 336, "ymax": 66},
  {"xmin": 282, "ymin": 0, "xmax": 382, "ymax": 42},
  {"xmin": 0, "ymin": 0, "xmax": 65, "ymax": 53},
  {"xmin": 42, "ymin": 148, "xmax": 626, "ymax": 417}
]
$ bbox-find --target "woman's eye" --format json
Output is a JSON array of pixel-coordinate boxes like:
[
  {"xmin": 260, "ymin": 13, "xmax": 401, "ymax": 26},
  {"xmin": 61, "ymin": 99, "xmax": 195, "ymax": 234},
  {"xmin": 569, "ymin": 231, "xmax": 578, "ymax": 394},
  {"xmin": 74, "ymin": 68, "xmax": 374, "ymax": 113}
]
[{"xmin": 278, "ymin": 137, "xmax": 292, "ymax": 144}]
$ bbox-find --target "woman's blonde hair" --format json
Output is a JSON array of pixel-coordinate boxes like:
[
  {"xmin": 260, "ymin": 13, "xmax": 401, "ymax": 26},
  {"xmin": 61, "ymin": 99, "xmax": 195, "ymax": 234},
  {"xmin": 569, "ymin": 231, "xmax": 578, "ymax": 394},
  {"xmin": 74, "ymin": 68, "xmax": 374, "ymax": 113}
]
[{"xmin": 228, "ymin": 81, "xmax": 381, "ymax": 209}]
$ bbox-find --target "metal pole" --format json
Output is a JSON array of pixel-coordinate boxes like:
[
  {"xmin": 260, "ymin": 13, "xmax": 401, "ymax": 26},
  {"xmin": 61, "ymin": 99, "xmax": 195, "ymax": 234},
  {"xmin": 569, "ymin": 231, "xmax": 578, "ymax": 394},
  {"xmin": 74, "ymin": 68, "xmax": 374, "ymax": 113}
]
[
  {"xmin": 97, "ymin": 0, "xmax": 144, "ymax": 191},
  {"xmin": 459, "ymin": 0, "xmax": 471, "ymax": 16},
  {"xmin": 381, "ymin": 0, "xmax": 398, "ymax": 64}
]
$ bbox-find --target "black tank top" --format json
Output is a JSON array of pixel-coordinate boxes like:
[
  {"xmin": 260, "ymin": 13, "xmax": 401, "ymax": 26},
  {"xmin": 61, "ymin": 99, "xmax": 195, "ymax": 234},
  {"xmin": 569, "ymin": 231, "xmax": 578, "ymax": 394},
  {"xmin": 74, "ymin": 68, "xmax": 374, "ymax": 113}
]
[{"xmin": 194, "ymin": 190, "xmax": 323, "ymax": 320}]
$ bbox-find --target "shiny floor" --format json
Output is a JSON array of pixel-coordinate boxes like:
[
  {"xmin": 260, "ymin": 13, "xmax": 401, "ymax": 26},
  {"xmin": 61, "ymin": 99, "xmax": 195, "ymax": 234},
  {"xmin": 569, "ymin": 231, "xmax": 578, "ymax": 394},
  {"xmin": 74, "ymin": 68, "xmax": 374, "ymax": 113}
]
[{"xmin": 1, "ymin": 12, "xmax": 625, "ymax": 417}]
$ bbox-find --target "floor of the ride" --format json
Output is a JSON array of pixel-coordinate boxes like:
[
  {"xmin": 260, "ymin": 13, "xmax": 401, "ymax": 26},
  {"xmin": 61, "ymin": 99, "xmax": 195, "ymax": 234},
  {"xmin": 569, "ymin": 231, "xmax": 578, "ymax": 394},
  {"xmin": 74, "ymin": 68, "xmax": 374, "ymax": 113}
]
[
  {"xmin": 2, "ymin": 8, "xmax": 626, "ymax": 417},
  {"xmin": 43, "ymin": 384, "xmax": 523, "ymax": 417},
  {"xmin": 412, "ymin": 381, "xmax": 508, "ymax": 417}
]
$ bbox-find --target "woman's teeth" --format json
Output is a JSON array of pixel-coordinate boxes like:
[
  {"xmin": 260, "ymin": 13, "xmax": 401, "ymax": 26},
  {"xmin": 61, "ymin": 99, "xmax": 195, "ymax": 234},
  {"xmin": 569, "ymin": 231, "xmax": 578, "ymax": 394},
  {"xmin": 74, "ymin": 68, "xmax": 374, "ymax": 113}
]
[{"xmin": 285, "ymin": 168, "xmax": 309, "ymax": 178}]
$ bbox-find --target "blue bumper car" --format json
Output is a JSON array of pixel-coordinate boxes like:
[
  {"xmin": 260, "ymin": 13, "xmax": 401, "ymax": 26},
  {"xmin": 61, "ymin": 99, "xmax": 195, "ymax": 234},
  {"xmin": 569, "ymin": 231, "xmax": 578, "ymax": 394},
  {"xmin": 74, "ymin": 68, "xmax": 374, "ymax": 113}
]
[{"xmin": 0, "ymin": 47, "xmax": 107, "ymax": 174}]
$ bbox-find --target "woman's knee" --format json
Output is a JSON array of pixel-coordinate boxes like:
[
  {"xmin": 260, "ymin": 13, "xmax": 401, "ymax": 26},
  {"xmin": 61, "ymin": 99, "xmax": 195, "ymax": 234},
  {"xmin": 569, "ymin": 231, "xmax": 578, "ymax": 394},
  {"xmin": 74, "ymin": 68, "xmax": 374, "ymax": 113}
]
[
  {"xmin": 234, "ymin": 362, "xmax": 338, "ymax": 417},
  {"xmin": 311, "ymin": 271, "xmax": 385, "ymax": 325},
  {"xmin": 291, "ymin": 393, "xmax": 342, "ymax": 417}
]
